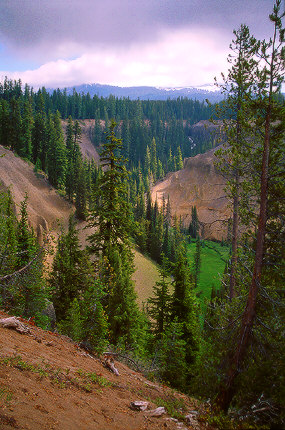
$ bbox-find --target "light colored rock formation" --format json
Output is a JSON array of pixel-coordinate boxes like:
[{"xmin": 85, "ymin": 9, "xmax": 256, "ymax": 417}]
[{"xmin": 151, "ymin": 147, "xmax": 231, "ymax": 240}]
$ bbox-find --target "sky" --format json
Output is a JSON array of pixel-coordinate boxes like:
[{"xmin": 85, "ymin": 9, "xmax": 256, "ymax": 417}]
[{"xmin": 0, "ymin": 0, "xmax": 280, "ymax": 90}]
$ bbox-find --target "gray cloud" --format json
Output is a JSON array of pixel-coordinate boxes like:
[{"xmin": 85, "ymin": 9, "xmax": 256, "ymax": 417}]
[{"xmin": 0, "ymin": 0, "xmax": 275, "ymax": 61}]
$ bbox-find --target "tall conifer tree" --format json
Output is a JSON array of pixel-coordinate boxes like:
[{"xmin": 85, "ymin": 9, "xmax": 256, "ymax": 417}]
[{"xmin": 87, "ymin": 121, "xmax": 142, "ymax": 347}]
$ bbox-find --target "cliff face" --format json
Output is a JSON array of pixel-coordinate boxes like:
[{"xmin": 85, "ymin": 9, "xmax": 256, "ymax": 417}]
[
  {"xmin": 151, "ymin": 147, "xmax": 231, "ymax": 240},
  {"xmin": 0, "ymin": 145, "xmax": 73, "ymax": 243}
]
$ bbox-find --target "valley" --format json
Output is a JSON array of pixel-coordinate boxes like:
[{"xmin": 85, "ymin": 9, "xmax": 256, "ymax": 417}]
[{"xmin": 1, "ymin": 27, "xmax": 284, "ymax": 425}]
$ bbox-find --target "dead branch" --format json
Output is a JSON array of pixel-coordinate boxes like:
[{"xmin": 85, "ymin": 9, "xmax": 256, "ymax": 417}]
[
  {"xmin": 103, "ymin": 355, "xmax": 119, "ymax": 376},
  {"xmin": 0, "ymin": 234, "xmax": 50, "ymax": 282}
]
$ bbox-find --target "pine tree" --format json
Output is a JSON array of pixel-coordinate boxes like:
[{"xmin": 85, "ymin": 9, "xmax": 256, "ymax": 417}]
[
  {"xmin": 21, "ymin": 99, "xmax": 34, "ymax": 160},
  {"xmin": 159, "ymin": 321, "xmax": 187, "ymax": 389},
  {"xmin": 32, "ymin": 91, "xmax": 47, "ymax": 170},
  {"xmin": 176, "ymin": 146, "xmax": 183, "ymax": 170},
  {"xmin": 216, "ymin": 2, "xmax": 285, "ymax": 411},
  {"xmin": 13, "ymin": 194, "xmax": 47, "ymax": 320},
  {"xmin": 16, "ymin": 193, "xmax": 36, "ymax": 269},
  {"xmin": 192, "ymin": 2, "xmax": 285, "ymax": 415},
  {"xmin": 214, "ymin": 24, "xmax": 259, "ymax": 300},
  {"xmin": 87, "ymin": 121, "xmax": 142, "ymax": 348},
  {"xmin": 102, "ymin": 244, "xmax": 140, "ymax": 347},
  {"xmin": 188, "ymin": 206, "xmax": 199, "ymax": 239},
  {"xmin": 9, "ymin": 97, "xmax": 22, "ymax": 154},
  {"xmin": 87, "ymin": 120, "xmax": 133, "ymax": 255},
  {"xmin": 171, "ymin": 243, "xmax": 200, "ymax": 384},
  {"xmin": 47, "ymin": 112, "xmax": 66, "ymax": 189},
  {"xmin": 147, "ymin": 255, "xmax": 172, "ymax": 340},
  {"xmin": 75, "ymin": 158, "xmax": 88, "ymax": 220},
  {"xmin": 0, "ymin": 189, "xmax": 18, "ymax": 276},
  {"xmin": 81, "ymin": 279, "xmax": 108, "ymax": 354},
  {"xmin": 0, "ymin": 100, "xmax": 10, "ymax": 148},
  {"xmin": 150, "ymin": 137, "xmax": 158, "ymax": 181},
  {"xmin": 50, "ymin": 216, "xmax": 92, "ymax": 322},
  {"xmin": 193, "ymin": 236, "xmax": 201, "ymax": 289}
]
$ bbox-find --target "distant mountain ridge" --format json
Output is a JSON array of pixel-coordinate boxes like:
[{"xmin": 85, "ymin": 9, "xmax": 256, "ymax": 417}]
[{"xmin": 48, "ymin": 83, "xmax": 224, "ymax": 102}]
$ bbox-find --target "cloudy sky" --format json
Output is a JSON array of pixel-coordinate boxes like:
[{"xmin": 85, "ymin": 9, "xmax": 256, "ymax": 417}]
[{"xmin": 0, "ymin": 0, "xmax": 278, "ymax": 89}]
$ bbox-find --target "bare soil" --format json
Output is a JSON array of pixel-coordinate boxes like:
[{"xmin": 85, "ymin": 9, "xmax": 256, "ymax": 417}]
[
  {"xmin": 61, "ymin": 119, "xmax": 100, "ymax": 163},
  {"xmin": 0, "ymin": 146, "xmax": 72, "ymax": 241},
  {"xmin": 0, "ymin": 311, "xmax": 211, "ymax": 430}
]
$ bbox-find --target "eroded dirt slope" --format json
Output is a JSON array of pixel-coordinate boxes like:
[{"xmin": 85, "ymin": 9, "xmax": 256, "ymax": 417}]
[
  {"xmin": 0, "ymin": 146, "xmax": 73, "ymax": 242},
  {"xmin": 61, "ymin": 119, "xmax": 100, "ymax": 162},
  {"xmin": 0, "ymin": 311, "xmax": 211, "ymax": 430},
  {"xmin": 151, "ymin": 148, "xmax": 230, "ymax": 240}
]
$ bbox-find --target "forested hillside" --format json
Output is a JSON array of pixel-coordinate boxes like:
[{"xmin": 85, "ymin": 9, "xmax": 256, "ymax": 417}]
[{"xmin": 0, "ymin": 2, "xmax": 284, "ymax": 428}]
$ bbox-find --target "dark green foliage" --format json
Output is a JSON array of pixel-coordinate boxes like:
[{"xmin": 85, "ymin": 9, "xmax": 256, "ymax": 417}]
[
  {"xmin": 0, "ymin": 191, "xmax": 48, "ymax": 326},
  {"xmin": 80, "ymin": 279, "xmax": 108, "ymax": 354},
  {"xmin": 47, "ymin": 111, "xmax": 66, "ymax": 189},
  {"xmin": 87, "ymin": 121, "xmax": 144, "ymax": 349},
  {"xmin": 49, "ymin": 215, "xmax": 109, "ymax": 350},
  {"xmin": 0, "ymin": 189, "xmax": 18, "ymax": 276},
  {"xmin": 147, "ymin": 255, "xmax": 172, "ymax": 340},
  {"xmin": 21, "ymin": 99, "xmax": 33, "ymax": 160},
  {"xmin": 171, "ymin": 244, "xmax": 200, "ymax": 384},
  {"xmin": 148, "ymin": 240, "xmax": 201, "ymax": 390},
  {"xmin": 0, "ymin": 78, "xmax": 218, "ymax": 186},
  {"xmin": 101, "ymin": 244, "xmax": 141, "ymax": 348},
  {"xmin": 75, "ymin": 158, "xmax": 88, "ymax": 220},
  {"xmin": 49, "ymin": 216, "xmax": 92, "ymax": 321},
  {"xmin": 59, "ymin": 298, "xmax": 83, "ymax": 342},
  {"xmin": 158, "ymin": 321, "xmax": 187, "ymax": 389},
  {"xmin": 16, "ymin": 193, "xmax": 36, "ymax": 269},
  {"xmin": 193, "ymin": 237, "xmax": 201, "ymax": 289},
  {"xmin": 188, "ymin": 206, "xmax": 199, "ymax": 239},
  {"xmin": 32, "ymin": 92, "xmax": 47, "ymax": 170},
  {"xmin": 87, "ymin": 120, "xmax": 133, "ymax": 255}
]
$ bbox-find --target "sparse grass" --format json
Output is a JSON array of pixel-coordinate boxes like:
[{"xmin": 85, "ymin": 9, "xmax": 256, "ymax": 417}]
[
  {"xmin": 76, "ymin": 369, "xmax": 112, "ymax": 388},
  {"xmin": 154, "ymin": 395, "xmax": 186, "ymax": 420},
  {"xmin": 0, "ymin": 355, "xmax": 49, "ymax": 377},
  {"xmin": 133, "ymin": 249, "xmax": 162, "ymax": 305},
  {"xmin": 0, "ymin": 387, "xmax": 13, "ymax": 404},
  {"xmin": 187, "ymin": 240, "xmax": 229, "ymax": 303},
  {"xmin": 0, "ymin": 355, "xmax": 111, "ymax": 393}
]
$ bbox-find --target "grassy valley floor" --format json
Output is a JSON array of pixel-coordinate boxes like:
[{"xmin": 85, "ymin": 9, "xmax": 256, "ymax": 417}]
[{"xmin": 187, "ymin": 240, "xmax": 229, "ymax": 303}]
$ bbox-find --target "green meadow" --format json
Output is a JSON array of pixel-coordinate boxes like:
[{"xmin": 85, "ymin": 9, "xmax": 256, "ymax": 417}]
[{"xmin": 187, "ymin": 240, "xmax": 230, "ymax": 303}]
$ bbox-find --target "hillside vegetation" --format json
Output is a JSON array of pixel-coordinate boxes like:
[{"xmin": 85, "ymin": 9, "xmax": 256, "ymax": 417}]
[{"xmin": 0, "ymin": 144, "xmax": 160, "ymax": 306}]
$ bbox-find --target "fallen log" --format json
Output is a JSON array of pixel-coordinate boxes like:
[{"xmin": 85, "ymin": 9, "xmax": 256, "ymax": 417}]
[
  {"xmin": 146, "ymin": 406, "xmax": 166, "ymax": 417},
  {"xmin": 0, "ymin": 317, "xmax": 31, "ymax": 334}
]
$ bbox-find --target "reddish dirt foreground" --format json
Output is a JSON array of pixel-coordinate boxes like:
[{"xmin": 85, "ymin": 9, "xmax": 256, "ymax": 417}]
[{"xmin": 0, "ymin": 311, "xmax": 211, "ymax": 430}]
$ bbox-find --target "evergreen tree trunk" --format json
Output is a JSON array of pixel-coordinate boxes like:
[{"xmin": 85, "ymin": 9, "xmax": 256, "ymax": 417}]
[{"xmin": 229, "ymin": 174, "xmax": 239, "ymax": 300}]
